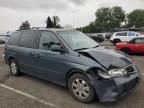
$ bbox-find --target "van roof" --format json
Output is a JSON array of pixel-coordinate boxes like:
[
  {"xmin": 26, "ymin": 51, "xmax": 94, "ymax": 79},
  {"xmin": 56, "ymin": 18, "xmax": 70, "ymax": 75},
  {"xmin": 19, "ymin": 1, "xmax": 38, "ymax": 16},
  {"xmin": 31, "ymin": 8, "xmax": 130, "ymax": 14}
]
[{"xmin": 17, "ymin": 28, "xmax": 75, "ymax": 33}]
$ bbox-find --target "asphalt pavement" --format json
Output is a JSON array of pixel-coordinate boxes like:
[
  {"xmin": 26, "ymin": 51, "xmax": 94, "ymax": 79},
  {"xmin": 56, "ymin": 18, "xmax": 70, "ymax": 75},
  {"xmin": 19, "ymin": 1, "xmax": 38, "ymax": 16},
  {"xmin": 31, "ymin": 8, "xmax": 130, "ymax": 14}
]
[{"xmin": 0, "ymin": 42, "xmax": 143, "ymax": 108}]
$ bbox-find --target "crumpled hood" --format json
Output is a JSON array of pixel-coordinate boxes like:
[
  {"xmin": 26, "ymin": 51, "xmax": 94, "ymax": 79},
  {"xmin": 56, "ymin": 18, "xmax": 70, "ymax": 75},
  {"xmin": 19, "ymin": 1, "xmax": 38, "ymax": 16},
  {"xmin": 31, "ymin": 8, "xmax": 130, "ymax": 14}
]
[{"xmin": 79, "ymin": 46, "xmax": 132, "ymax": 70}]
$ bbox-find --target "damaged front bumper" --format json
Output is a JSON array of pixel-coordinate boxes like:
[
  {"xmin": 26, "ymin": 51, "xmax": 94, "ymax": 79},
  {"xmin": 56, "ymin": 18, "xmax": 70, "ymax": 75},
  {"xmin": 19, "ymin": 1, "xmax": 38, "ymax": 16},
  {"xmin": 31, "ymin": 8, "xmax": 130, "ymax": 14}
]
[{"xmin": 91, "ymin": 72, "xmax": 141, "ymax": 102}]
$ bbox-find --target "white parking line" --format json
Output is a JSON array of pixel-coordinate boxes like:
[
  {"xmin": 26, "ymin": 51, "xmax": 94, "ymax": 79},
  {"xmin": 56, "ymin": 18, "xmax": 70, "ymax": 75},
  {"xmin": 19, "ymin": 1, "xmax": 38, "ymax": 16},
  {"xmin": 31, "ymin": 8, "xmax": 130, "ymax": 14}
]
[{"xmin": 0, "ymin": 84, "xmax": 57, "ymax": 108}]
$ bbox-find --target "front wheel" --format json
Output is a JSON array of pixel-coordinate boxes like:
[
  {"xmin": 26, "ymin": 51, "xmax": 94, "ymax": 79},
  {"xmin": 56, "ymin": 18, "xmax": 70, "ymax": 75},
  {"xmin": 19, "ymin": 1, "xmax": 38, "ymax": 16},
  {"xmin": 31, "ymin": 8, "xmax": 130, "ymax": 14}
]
[
  {"xmin": 121, "ymin": 48, "xmax": 131, "ymax": 54},
  {"xmin": 68, "ymin": 74, "xmax": 95, "ymax": 103}
]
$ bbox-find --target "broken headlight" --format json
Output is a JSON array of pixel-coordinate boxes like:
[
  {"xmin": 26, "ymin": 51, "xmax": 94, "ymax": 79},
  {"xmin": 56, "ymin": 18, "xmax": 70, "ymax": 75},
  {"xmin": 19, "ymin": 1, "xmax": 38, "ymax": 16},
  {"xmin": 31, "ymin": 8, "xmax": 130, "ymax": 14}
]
[{"xmin": 98, "ymin": 68, "xmax": 127, "ymax": 79}]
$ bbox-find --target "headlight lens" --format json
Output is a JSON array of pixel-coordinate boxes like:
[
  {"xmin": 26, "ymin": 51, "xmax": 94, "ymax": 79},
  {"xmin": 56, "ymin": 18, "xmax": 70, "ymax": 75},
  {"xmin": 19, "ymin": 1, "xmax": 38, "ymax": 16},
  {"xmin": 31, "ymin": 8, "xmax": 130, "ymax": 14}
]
[
  {"xmin": 98, "ymin": 69, "xmax": 127, "ymax": 79},
  {"xmin": 98, "ymin": 70, "xmax": 112, "ymax": 79},
  {"xmin": 108, "ymin": 69, "xmax": 127, "ymax": 76}
]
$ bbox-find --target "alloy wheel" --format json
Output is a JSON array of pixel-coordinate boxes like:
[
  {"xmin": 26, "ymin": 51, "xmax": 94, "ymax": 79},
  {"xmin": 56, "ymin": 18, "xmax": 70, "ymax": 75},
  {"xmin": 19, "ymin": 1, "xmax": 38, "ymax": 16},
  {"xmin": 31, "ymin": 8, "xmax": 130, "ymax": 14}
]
[
  {"xmin": 72, "ymin": 78, "xmax": 90, "ymax": 99},
  {"xmin": 10, "ymin": 62, "xmax": 17, "ymax": 75}
]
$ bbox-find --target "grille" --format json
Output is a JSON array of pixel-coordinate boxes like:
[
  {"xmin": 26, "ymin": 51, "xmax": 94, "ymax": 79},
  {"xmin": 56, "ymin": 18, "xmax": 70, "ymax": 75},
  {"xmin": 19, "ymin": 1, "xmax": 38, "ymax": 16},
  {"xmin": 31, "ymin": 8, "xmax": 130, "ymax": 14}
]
[{"xmin": 124, "ymin": 64, "xmax": 135, "ymax": 73}]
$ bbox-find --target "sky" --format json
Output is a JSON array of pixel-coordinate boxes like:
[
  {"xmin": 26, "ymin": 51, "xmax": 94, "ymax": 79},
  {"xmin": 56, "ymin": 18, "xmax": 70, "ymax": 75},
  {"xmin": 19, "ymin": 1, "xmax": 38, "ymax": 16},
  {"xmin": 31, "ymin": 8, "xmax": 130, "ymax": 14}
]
[{"xmin": 0, "ymin": 0, "xmax": 144, "ymax": 33}]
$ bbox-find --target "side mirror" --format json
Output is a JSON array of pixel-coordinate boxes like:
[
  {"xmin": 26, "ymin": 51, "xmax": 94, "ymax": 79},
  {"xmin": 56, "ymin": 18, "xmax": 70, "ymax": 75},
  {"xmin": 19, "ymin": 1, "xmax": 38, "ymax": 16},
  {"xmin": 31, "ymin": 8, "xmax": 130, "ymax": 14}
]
[{"xmin": 51, "ymin": 45, "xmax": 64, "ymax": 53}]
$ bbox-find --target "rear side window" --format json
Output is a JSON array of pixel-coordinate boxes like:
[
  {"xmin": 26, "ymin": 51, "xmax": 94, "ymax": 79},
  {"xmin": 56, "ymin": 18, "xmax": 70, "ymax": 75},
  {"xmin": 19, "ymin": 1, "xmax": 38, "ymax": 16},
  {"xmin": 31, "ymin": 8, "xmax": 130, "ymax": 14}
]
[
  {"xmin": 128, "ymin": 32, "xmax": 135, "ymax": 36},
  {"xmin": 135, "ymin": 39, "xmax": 144, "ymax": 44},
  {"xmin": 19, "ymin": 30, "xmax": 39, "ymax": 48},
  {"xmin": 8, "ymin": 31, "xmax": 22, "ymax": 46},
  {"xmin": 115, "ymin": 32, "xmax": 127, "ymax": 36}
]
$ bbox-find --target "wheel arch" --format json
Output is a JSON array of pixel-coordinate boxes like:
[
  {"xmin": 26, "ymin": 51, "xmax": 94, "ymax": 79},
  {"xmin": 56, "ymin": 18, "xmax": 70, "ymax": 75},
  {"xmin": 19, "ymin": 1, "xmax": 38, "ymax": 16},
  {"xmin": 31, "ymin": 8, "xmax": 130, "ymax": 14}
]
[
  {"xmin": 65, "ymin": 67, "xmax": 101, "ymax": 87},
  {"xmin": 65, "ymin": 68, "xmax": 88, "ymax": 87},
  {"xmin": 120, "ymin": 47, "xmax": 131, "ymax": 54},
  {"xmin": 113, "ymin": 38, "xmax": 121, "ymax": 42},
  {"xmin": 120, "ymin": 47, "xmax": 131, "ymax": 51},
  {"xmin": 8, "ymin": 56, "xmax": 15, "ymax": 64}
]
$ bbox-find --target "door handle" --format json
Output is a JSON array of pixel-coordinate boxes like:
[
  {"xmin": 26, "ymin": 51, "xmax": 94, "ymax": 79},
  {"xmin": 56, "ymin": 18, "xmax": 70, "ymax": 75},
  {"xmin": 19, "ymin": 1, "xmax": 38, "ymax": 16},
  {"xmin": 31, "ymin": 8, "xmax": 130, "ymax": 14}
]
[
  {"xmin": 36, "ymin": 54, "xmax": 42, "ymax": 58},
  {"xmin": 29, "ymin": 53, "xmax": 35, "ymax": 56}
]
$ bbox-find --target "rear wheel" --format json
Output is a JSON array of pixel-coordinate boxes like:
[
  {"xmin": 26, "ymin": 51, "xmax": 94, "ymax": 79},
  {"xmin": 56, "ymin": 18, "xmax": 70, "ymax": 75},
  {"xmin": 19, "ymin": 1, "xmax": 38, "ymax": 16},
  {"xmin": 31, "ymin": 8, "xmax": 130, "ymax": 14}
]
[
  {"xmin": 68, "ymin": 74, "xmax": 95, "ymax": 103},
  {"xmin": 121, "ymin": 48, "xmax": 131, "ymax": 54},
  {"xmin": 9, "ymin": 59, "xmax": 21, "ymax": 76}
]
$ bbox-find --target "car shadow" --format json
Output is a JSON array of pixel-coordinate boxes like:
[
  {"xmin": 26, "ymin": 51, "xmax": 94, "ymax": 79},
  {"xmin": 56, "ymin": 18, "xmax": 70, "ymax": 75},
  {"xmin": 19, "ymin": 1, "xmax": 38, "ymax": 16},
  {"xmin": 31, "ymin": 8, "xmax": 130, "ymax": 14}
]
[{"xmin": 130, "ymin": 53, "xmax": 144, "ymax": 57}]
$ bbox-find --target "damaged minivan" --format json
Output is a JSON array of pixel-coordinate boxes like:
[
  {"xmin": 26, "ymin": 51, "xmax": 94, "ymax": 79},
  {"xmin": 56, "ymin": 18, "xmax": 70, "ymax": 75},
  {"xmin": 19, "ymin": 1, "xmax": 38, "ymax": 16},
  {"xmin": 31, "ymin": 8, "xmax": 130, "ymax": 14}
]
[{"xmin": 5, "ymin": 28, "xmax": 141, "ymax": 103}]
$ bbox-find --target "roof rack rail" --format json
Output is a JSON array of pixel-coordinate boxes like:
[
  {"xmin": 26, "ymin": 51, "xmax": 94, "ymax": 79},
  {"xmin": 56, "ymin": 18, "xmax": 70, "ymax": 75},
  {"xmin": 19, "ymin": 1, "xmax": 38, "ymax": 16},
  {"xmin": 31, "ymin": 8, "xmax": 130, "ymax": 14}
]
[
  {"xmin": 16, "ymin": 29, "xmax": 28, "ymax": 31},
  {"xmin": 31, "ymin": 27, "xmax": 46, "ymax": 29}
]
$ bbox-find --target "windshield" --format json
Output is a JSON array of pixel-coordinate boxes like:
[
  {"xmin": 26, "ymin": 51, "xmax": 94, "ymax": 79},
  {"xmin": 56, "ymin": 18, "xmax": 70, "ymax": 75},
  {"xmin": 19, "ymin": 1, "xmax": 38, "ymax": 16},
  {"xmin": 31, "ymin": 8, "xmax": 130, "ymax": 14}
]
[{"xmin": 58, "ymin": 30, "xmax": 99, "ymax": 50}]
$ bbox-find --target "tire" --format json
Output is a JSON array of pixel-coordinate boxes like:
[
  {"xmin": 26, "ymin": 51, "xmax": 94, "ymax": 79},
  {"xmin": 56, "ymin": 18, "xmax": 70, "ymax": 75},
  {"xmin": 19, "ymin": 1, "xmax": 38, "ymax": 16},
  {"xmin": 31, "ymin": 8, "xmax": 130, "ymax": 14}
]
[
  {"xmin": 9, "ymin": 59, "xmax": 21, "ymax": 76},
  {"xmin": 113, "ymin": 39, "xmax": 121, "ymax": 45},
  {"xmin": 95, "ymin": 38, "xmax": 100, "ymax": 42},
  {"xmin": 68, "ymin": 74, "xmax": 95, "ymax": 103},
  {"xmin": 98, "ymin": 39, "xmax": 103, "ymax": 42},
  {"xmin": 120, "ymin": 48, "xmax": 131, "ymax": 54}
]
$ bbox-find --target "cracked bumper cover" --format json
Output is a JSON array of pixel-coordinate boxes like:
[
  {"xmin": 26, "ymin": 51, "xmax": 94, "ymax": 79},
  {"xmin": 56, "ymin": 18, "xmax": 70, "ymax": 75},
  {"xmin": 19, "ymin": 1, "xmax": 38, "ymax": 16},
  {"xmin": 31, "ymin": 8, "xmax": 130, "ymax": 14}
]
[{"xmin": 91, "ymin": 72, "xmax": 141, "ymax": 102}]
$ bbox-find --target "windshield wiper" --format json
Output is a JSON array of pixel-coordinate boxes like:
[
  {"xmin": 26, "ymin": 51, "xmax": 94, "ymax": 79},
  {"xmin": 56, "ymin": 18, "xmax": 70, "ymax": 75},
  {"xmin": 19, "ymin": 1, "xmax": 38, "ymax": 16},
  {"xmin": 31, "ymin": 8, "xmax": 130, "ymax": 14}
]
[
  {"xmin": 74, "ymin": 48, "xmax": 89, "ymax": 51},
  {"xmin": 74, "ymin": 45, "xmax": 100, "ymax": 51},
  {"xmin": 92, "ymin": 45, "xmax": 100, "ymax": 48}
]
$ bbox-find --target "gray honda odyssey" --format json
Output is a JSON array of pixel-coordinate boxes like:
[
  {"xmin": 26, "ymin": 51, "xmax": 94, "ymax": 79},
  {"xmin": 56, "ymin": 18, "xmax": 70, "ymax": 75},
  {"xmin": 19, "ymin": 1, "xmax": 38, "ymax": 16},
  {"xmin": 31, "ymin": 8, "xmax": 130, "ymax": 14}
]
[{"xmin": 4, "ymin": 28, "xmax": 141, "ymax": 103}]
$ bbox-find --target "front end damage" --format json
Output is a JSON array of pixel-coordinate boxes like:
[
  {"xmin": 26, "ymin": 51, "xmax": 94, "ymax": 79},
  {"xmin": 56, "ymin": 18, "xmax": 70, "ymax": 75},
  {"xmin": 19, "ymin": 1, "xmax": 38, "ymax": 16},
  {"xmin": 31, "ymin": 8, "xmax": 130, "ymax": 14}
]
[
  {"xmin": 88, "ymin": 66, "xmax": 141, "ymax": 102},
  {"xmin": 91, "ymin": 73, "xmax": 140, "ymax": 102},
  {"xmin": 78, "ymin": 47, "xmax": 141, "ymax": 102}
]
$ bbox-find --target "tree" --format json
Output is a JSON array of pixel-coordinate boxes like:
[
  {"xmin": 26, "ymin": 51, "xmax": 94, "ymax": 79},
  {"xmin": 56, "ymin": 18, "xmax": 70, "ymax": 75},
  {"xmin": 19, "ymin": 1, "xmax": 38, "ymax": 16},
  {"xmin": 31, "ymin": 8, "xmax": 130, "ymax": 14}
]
[
  {"xmin": 110, "ymin": 7, "xmax": 125, "ymax": 30},
  {"xmin": 53, "ymin": 16, "xmax": 61, "ymax": 28},
  {"xmin": 46, "ymin": 17, "xmax": 53, "ymax": 28},
  {"xmin": 77, "ymin": 7, "xmax": 144, "ymax": 33},
  {"xmin": 19, "ymin": 21, "xmax": 30, "ymax": 30},
  {"xmin": 46, "ymin": 16, "xmax": 61, "ymax": 28},
  {"xmin": 95, "ymin": 7, "xmax": 111, "ymax": 32},
  {"xmin": 83, "ymin": 22, "xmax": 96, "ymax": 33},
  {"xmin": 95, "ymin": 6, "xmax": 125, "ymax": 32},
  {"xmin": 77, "ymin": 22, "xmax": 97, "ymax": 33},
  {"xmin": 127, "ymin": 9, "xmax": 144, "ymax": 28}
]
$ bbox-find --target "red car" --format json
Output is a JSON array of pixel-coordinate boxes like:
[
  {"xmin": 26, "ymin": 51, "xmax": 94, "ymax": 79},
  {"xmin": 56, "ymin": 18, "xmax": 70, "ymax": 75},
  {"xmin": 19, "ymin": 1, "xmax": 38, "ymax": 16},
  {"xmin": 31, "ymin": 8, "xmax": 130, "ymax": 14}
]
[{"xmin": 115, "ymin": 37, "xmax": 144, "ymax": 54}]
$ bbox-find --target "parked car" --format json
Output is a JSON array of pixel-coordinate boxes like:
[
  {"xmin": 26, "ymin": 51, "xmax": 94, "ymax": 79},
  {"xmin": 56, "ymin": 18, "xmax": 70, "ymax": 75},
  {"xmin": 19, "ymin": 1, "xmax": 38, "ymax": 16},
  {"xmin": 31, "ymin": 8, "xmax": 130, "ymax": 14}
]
[
  {"xmin": 110, "ymin": 31, "xmax": 141, "ymax": 45},
  {"xmin": 0, "ymin": 39, "xmax": 5, "ymax": 44},
  {"xmin": 5, "ymin": 29, "xmax": 141, "ymax": 103},
  {"xmin": 105, "ymin": 33, "xmax": 112, "ymax": 40},
  {"xmin": 0, "ymin": 36, "xmax": 7, "ymax": 44},
  {"xmin": 89, "ymin": 34, "xmax": 104, "ymax": 42},
  {"xmin": 115, "ymin": 37, "xmax": 144, "ymax": 54}
]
